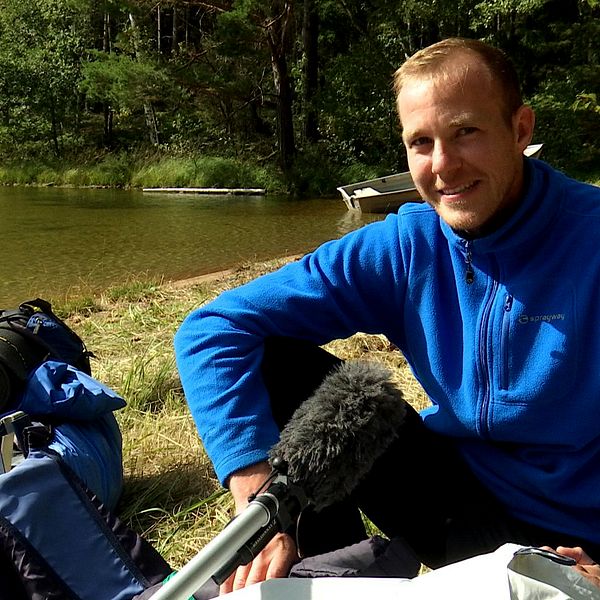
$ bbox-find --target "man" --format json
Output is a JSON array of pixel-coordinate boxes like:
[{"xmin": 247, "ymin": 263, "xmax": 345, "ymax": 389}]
[{"xmin": 175, "ymin": 37, "xmax": 600, "ymax": 594}]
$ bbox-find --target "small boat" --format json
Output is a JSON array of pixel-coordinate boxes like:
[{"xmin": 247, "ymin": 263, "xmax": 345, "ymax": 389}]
[{"xmin": 337, "ymin": 143, "xmax": 544, "ymax": 214}]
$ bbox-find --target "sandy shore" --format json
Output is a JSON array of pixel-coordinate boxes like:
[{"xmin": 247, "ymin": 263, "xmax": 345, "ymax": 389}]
[
  {"xmin": 167, "ymin": 253, "xmax": 304, "ymax": 289},
  {"xmin": 168, "ymin": 267, "xmax": 237, "ymax": 288}
]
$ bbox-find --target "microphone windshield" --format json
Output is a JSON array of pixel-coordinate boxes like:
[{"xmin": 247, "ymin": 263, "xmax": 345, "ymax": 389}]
[{"xmin": 269, "ymin": 360, "xmax": 406, "ymax": 511}]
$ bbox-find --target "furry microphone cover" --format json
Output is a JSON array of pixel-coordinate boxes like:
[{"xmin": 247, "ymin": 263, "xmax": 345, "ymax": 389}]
[{"xmin": 269, "ymin": 360, "xmax": 407, "ymax": 511}]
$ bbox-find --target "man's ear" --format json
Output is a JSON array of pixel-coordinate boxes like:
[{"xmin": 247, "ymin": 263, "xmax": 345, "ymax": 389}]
[{"xmin": 514, "ymin": 104, "xmax": 536, "ymax": 152}]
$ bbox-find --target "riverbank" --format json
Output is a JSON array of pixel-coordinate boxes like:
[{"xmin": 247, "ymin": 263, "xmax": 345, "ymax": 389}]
[
  {"xmin": 0, "ymin": 151, "xmax": 375, "ymax": 199},
  {"xmin": 67, "ymin": 255, "xmax": 428, "ymax": 569},
  {"xmin": 2, "ymin": 153, "xmax": 599, "ymax": 200},
  {"xmin": 0, "ymin": 153, "xmax": 288, "ymax": 193}
]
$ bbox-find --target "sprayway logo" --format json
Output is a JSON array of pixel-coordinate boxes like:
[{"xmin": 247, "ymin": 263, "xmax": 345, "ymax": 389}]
[{"xmin": 518, "ymin": 313, "xmax": 565, "ymax": 324}]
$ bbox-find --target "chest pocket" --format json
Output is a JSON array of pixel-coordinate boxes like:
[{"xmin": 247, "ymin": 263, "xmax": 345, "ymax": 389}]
[{"xmin": 498, "ymin": 278, "xmax": 578, "ymax": 401}]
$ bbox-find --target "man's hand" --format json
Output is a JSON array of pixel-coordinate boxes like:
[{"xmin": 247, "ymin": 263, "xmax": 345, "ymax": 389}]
[
  {"xmin": 220, "ymin": 462, "xmax": 298, "ymax": 595},
  {"xmin": 544, "ymin": 546, "xmax": 600, "ymax": 589},
  {"xmin": 219, "ymin": 531, "xmax": 297, "ymax": 594}
]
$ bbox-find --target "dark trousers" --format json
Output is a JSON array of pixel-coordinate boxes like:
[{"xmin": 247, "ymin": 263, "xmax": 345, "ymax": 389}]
[{"xmin": 262, "ymin": 337, "xmax": 600, "ymax": 567}]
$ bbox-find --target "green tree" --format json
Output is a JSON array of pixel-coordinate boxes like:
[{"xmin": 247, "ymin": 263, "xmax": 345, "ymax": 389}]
[
  {"xmin": 0, "ymin": 0, "xmax": 93, "ymax": 157},
  {"xmin": 81, "ymin": 4, "xmax": 181, "ymax": 148},
  {"xmin": 80, "ymin": 50, "xmax": 177, "ymax": 146}
]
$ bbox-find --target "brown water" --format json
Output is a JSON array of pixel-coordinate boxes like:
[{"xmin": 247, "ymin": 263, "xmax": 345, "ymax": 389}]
[{"xmin": 0, "ymin": 187, "xmax": 380, "ymax": 305}]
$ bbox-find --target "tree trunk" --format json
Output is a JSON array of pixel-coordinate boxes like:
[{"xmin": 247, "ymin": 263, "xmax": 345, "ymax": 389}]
[
  {"xmin": 172, "ymin": 6, "xmax": 178, "ymax": 54},
  {"xmin": 271, "ymin": 52, "xmax": 295, "ymax": 171},
  {"xmin": 103, "ymin": 12, "xmax": 113, "ymax": 147},
  {"xmin": 104, "ymin": 105, "xmax": 113, "ymax": 146},
  {"xmin": 49, "ymin": 96, "xmax": 61, "ymax": 157},
  {"xmin": 302, "ymin": 0, "xmax": 319, "ymax": 142},
  {"xmin": 157, "ymin": 5, "xmax": 162, "ymax": 54},
  {"xmin": 129, "ymin": 12, "xmax": 161, "ymax": 146},
  {"xmin": 265, "ymin": 1, "xmax": 296, "ymax": 173},
  {"xmin": 144, "ymin": 104, "xmax": 160, "ymax": 146},
  {"xmin": 185, "ymin": 6, "xmax": 189, "ymax": 49}
]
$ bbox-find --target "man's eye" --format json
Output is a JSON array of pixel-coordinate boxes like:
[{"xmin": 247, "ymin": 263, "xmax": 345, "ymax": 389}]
[
  {"xmin": 410, "ymin": 137, "xmax": 431, "ymax": 148},
  {"xmin": 457, "ymin": 127, "xmax": 477, "ymax": 136}
]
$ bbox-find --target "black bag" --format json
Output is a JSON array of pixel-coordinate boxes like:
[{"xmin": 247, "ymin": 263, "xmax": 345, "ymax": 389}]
[{"xmin": 0, "ymin": 298, "xmax": 92, "ymax": 412}]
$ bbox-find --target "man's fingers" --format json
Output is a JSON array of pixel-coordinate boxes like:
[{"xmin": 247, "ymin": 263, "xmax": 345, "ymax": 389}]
[
  {"xmin": 219, "ymin": 562, "xmax": 254, "ymax": 595},
  {"xmin": 265, "ymin": 536, "xmax": 297, "ymax": 579},
  {"xmin": 219, "ymin": 568, "xmax": 238, "ymax": 596},
  {"xmin": 232, "ymin": 562, "xmax": 253, "ymax": 590},
  {"xmin": 235, "ymin": 554, "xmax": 272, "ymax": 590},
  {"xmin": 555, "ymin": 546, "xmax": 594, "ymax": 565},
  {"xmin": 218, "ymin": 533, "xmax": 297, "ymax": 595},
  {"xmin": 574, "ymin": 565, "xmax": 600, "ymax": 589},
  {"xmin": 219, "ymin": 556, "xmax": 269, "ymax": 595},
  {"xmin": 219, "ymin": 572, "xmax": 234, "ymax": 596}
]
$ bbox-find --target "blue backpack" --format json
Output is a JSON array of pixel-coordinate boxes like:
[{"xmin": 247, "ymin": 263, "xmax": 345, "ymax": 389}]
[{"xmin": 0, "ymin": 299, "xmax": 174, "ymax": 599}]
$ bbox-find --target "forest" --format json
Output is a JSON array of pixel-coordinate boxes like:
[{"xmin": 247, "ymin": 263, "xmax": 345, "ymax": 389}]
[{"xmin": 0, "ymin": 0, "xmax": 598, "ymax": 195}]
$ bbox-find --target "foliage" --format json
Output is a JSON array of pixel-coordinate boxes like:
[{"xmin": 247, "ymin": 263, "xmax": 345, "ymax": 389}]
[
  {"xmin": 0, "ymin": 0, "xmax": 92, "ymax": 157},
  {"xmin": 530, "ymin": 78, "xmax": 600, "ymax": 171},
  {"xmin": 0, "ymin": 0, "xmax": 598, "ymax": 188},
  {"xmin": 81, "ymin": 52, "xmax": 178, "ymax": 114}
]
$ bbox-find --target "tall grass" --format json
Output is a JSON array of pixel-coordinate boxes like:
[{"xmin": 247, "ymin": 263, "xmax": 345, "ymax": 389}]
[
  {"xmin": 0, "ymin": 153, "xmax": 286, "ymax": 192},
  {"xmin": 0, "ymin": 153, "xmax": 133, "ymax": 187},
  {"xmin": 0, "ymin": 163, "xmax": 56, "ymax": 185},
  {"xmin": 130, "ymin": 155, "xmax": 282, "ymax": 191},
  {"xmin": 60, "ymin": 257, "xmax": 429, "ymax": 569}
]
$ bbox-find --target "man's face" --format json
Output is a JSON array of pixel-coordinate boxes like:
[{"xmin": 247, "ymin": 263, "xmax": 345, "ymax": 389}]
[{"xmin": 398, "ymin": 54, "xmax": 534, "ymax": 237}]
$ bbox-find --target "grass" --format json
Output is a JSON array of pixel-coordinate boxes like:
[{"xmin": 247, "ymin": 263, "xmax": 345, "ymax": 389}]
[
  {"xmin": 60, "ymin": 256, "xmax": 430, "ymax": 570},
  {"xmin": 130, "ymin": 156, "xmax": 281, "ymax": 191},
  {"xmin": 0, "ymin": 153, "xmax": 286, "ymax": 192}
]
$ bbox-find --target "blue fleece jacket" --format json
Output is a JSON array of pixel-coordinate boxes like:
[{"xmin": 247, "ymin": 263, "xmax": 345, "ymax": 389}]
[{"xmin": 175, "ymin": 159, "xmax": 600, "ymax": 543}]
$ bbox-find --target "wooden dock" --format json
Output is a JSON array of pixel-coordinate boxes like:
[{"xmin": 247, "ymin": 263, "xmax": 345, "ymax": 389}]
[{"xmin": 142, "ymin": 187, "xmax": 266, "ymax": 195}]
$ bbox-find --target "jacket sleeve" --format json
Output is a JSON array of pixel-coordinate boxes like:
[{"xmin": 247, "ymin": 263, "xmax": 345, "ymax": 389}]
[{"xmin": 174, "ymin": 216, "xmax": 407, "ymax": 484}]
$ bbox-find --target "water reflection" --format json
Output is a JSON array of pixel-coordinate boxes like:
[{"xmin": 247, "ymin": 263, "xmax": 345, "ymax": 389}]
[
  {"xmin": 0, "ymin": 187, "xmax": 380, "ymax": 305},
  {"xmin": 336, "ymin": 209, "xmax": 375, "ymax": 236}
]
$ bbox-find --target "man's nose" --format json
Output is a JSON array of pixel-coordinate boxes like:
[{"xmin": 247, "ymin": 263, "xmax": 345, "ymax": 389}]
[{"xmin": 431, "ymin": 141, "xmax": 461, "ymax": 176}]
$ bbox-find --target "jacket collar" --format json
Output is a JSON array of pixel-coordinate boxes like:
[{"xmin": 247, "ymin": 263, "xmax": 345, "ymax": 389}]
[{"xmin": 440, "ymin": 159, "xmax": 563, "ymax": 255}]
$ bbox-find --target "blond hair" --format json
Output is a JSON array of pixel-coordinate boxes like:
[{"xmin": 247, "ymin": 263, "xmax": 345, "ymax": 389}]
[{"xmin": 393, "ymin": 38, "xmax": 523, "ymax": 123}]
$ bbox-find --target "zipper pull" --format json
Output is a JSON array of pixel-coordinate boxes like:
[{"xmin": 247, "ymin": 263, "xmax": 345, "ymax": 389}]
[
  {"xmin": 32, "ymin": 316, "xmax": 41, "ymax": 334},
  {"xmin": 504, "ymin": 294, "xmax": 513, "ymax": 312},
  {"xmin": 464, "ymin": 241, "xmax": 474, "ymax": 284}
]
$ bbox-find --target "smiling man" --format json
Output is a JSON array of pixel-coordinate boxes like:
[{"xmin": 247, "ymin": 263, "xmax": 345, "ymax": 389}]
[
  {"xmin": 175, "ymin": 38, "xmax": 600, "ymax": 594},
  {"xmin": 396, "ymin": 42, "xmax": 535, "ymax": 238}
]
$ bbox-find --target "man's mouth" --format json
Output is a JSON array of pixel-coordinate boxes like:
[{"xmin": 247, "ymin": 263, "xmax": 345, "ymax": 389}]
[{"xmin": 438, "ymin": 180, "xmax": 478, "ymax": 196}]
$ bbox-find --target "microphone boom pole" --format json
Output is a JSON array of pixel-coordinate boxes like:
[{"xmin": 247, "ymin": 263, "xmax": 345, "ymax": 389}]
[{"xmin": 150, "ymin": 476, "xmax": 305, "ymax": 600}]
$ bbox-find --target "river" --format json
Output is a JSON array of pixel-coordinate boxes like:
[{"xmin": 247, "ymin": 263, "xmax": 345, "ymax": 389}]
[{"xmin": 0, "ymin": 187, "xmax": 381, "ymax": 306}]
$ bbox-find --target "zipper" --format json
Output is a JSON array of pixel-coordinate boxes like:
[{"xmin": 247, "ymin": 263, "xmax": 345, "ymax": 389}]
[
  {"xmin": 477, "ymin": 272, "xmax": 499, "ymax": 438},
  {"xmin": 464, "ymin": 240, "xmax": 474, "ymax": 284},
  {"xmin": 461, "ymin": 240, "xmax": 501, "ymax": 436},
  {"xmin": 500, "ymin": 294, "xmax": 513, "ymax": 390}
]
